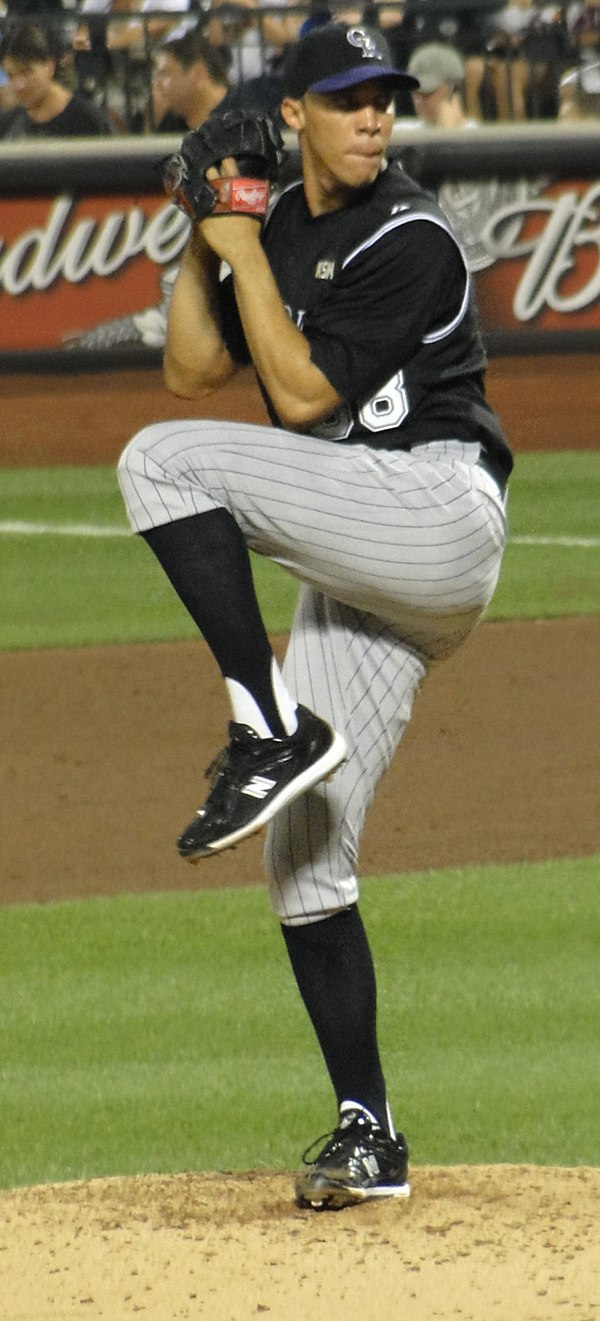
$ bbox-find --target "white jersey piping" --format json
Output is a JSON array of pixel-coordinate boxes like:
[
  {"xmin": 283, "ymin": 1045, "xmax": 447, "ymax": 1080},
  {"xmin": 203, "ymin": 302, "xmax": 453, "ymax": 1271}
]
[{"xmin": 341, "ymin": 213, "xmax": 471, "ymax": 343}]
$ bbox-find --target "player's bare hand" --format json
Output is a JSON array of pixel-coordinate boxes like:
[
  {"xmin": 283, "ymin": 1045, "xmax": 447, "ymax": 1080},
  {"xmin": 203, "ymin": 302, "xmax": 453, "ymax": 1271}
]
[
  {"xmin": 199, "ymin": 211, "xmax": 264, "ymax": 265},
  {"xmin": 198, "ymin": 158, "xmax": 264, "ymax": 263}
]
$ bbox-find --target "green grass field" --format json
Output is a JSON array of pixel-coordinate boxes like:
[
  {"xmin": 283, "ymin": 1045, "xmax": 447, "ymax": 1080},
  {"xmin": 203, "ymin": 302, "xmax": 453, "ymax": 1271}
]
[
  {"xmin": 0, "ymin": 450, "xmax": 598, "ymax": 1190},
  {"xmin": 0, "ymin": 452, "xmax": 599, "ymax": 649},
  {"xmin": 1, "ymin": 859, "xmax": 598, "ymax": 1191}
]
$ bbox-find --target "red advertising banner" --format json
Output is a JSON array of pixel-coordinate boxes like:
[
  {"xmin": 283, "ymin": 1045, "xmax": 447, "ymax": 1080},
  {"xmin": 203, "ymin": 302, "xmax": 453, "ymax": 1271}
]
[
  {"xmin": 473, "ymin": 177, "xmax": 600, "ymax": 333},
  {"xmin": 1, "ymin": 177, "xmax": 599, "ymax": 355},
  {"xmin": 0, "ymin": 194, "xmax": 190, "ymax": 353}
]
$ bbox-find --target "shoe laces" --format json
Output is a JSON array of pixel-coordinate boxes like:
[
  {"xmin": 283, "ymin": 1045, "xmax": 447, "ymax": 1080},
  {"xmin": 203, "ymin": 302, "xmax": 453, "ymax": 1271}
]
[
  {"xmin": 301, "ymin": 1111, "xmax": 377, "ymax": 1167},
  {"xmin": 203, "ymin": 723, "xmax": 263, "ymax": 785}
]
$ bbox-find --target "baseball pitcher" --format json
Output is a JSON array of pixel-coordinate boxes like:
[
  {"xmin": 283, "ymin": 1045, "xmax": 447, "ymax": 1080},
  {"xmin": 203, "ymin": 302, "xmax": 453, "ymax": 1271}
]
[{"xmin": 118, "ymin": 22, "xmax": 513, "ymax": 1210}]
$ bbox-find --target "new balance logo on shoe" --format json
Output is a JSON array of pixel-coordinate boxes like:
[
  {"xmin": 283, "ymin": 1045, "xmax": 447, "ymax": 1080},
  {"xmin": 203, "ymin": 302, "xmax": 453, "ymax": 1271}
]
[
  {"xmin": 241, "ymin": 775, "xmax": 277, "ymax": 799},
  {"xmin": 177, "ymin": 705, "xmax": 347, "ymax": 861}
]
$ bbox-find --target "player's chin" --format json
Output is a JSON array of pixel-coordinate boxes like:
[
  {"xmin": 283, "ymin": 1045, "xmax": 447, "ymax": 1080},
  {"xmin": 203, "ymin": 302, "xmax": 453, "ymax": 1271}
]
[{"xmin": 345, "ymin": 155, "xmax": 384, "ymax": 187}]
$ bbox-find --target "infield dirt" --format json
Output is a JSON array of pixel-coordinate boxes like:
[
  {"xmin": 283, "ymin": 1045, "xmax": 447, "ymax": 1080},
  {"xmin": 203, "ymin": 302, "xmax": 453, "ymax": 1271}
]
[
  {"xmin": 2, "ymin": 363, "xmax": 599, "ymax": 1319},
  {"xmin": 2, "ymin": 1166, "xmax": 599, "ymax": 1320}
]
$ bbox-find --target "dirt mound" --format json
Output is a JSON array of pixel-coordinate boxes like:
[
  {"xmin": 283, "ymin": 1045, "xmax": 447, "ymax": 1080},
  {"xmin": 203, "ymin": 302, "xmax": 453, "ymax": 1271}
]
[
  {"xmin": 1, "ymin": 1166, "xmax": 598, "ymax": 1319},
  {"xmin": 3, "ymin": 617, "xmax": 600, "ymax": 906}
]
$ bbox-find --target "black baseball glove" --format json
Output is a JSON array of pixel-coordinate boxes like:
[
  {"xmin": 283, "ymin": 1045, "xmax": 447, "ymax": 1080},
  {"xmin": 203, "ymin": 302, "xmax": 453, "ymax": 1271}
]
[{"xmin": 163, "ymin": 109, "xmax": 286, "ymax": 222}]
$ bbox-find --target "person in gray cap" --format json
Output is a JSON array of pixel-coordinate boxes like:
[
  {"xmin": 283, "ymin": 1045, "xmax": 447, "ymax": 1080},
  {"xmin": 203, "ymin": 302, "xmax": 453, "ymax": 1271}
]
[
  {"xmin": 408, "ymin": 41, "xmax": 473, "ymax": 126},
  {"xmin": 118, "ymin": 21, "xmax": 512, "ymax": 1211},
  {"xmin": 405, "ymin": 36, "xmax": 540, "ymax": 271}
]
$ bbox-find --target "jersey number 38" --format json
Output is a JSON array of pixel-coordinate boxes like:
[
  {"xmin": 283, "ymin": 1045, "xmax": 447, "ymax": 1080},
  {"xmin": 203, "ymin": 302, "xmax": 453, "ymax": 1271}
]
[{"xmin": 311, "ymin": 371, "xmax": 409, "ymax": 441}]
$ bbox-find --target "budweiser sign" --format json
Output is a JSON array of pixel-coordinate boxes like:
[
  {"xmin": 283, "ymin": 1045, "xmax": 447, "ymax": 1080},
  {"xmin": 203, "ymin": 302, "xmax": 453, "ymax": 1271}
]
[
  {"xmin": 1, "ymin": 179, "xmax": 599, "ymax": 353},
  {"xmin": 477, "ymin": 179, "xmax": 600, "ymax": 329},
  {"xmin": 0, "ymin": 195, "xmax": 190, "ymax": 351}
]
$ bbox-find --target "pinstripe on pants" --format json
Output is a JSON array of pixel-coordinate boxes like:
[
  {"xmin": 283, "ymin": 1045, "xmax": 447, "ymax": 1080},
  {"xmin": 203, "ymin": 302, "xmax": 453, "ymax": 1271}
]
[{"xmin": 118, "ymin": 420, "xmax": 507, "ymax": 923}]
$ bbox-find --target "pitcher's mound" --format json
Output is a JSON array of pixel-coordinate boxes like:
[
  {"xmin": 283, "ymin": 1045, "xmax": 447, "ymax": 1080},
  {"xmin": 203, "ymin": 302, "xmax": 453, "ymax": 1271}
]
[{"xmin": 2, "ymin": 1165, "xmax": 598, "ymax": 1319}]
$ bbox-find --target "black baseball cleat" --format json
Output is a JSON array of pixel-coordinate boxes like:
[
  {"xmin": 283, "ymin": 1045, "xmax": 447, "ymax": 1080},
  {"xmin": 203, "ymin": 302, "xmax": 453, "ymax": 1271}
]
[
  {"xmin": 294, "ymin": 1105, "xmax": 410, "ymax": 1211},
  {"xmin": 177, "ymin": 704, "xmax": 346, "ymax": 861}
]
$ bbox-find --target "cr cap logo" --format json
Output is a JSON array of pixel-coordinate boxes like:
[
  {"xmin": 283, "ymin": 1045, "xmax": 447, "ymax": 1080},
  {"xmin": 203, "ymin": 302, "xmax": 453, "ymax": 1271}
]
[{"xmin": 347, "ymin": 27, "xmax": 384, "ymax": 61}]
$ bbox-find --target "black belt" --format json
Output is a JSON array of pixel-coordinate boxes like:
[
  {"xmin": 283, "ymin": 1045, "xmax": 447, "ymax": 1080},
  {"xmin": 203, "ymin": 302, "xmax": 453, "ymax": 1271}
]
[{"xmin": 477, "ymin": 451, "xmax": 509, "ymax": 496}]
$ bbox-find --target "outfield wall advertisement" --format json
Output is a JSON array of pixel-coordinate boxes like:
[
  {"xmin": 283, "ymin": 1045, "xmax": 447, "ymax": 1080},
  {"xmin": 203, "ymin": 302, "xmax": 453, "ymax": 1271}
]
[
  {"xmin": 1, "ymin": 174, "xmax": 600, "ymax": 359},
  {"xmin": 0, "ymin": 194, "xmax": 189, "ymax": 355}
]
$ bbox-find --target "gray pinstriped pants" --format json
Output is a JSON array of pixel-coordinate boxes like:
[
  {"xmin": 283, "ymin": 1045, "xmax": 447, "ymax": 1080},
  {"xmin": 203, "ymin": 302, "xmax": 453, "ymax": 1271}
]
[{"xmin": 118, "ymin": 420, "xmax": 507, "ymax": 924}]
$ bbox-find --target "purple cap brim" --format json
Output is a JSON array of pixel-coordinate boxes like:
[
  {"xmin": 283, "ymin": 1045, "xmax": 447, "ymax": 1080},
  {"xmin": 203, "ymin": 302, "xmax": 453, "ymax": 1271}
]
[{"xmin": 310, "ymin": 65, "xmax": 419, "ymax": 94}]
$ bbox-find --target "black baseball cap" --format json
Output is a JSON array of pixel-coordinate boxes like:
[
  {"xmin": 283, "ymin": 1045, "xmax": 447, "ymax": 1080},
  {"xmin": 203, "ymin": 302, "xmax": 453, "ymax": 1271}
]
[{"xmin": 283, "ymin": 23, "xmax": 420, "ymax": 99}]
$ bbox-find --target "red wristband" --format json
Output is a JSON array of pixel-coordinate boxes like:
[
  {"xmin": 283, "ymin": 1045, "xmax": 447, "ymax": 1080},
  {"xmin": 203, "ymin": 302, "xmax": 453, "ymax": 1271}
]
[{"xmin": 211, "ymin": 177, "xmax": 270, "ymax": 216}]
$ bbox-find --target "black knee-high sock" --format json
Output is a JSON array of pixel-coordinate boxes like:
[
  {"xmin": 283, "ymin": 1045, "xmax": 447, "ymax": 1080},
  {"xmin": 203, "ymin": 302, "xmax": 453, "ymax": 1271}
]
[
  {"xmin": 143, "ymin": 510, "xmax": 288, "ymax": 736},
  {"xmin": 282, "ymin": 906, "xmax": 391, "ymax": 1132}
]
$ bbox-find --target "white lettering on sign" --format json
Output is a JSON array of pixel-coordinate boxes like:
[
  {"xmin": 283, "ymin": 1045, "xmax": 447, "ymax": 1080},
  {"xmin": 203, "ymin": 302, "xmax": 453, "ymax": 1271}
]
[
  {"xmin": 482, "ymin": 182, "xmax": 600, "ymax": 321},
  {"xmin": 0, "ymin": 197, "xmax": 190, "ymax": 296},
  {"xmin": 2, "ymin": 184, "xmax": 600, "ymax": 329}
]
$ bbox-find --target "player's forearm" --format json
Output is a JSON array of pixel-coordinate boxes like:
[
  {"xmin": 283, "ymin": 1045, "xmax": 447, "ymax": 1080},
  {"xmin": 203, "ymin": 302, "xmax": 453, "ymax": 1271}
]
[
  {"xmin": 230, "ymin": 246, "xmax": 340, "ymax": 429},
  {"xmin": 163, "ymin": 231, "xmax": 236, "ymax": 398}
]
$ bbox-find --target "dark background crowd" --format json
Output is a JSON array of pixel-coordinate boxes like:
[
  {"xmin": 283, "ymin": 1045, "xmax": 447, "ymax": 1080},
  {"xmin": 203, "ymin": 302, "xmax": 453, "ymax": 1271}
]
[{"xmin": 1, "ymin": 0, "xmax": 600, "ymax": 138}]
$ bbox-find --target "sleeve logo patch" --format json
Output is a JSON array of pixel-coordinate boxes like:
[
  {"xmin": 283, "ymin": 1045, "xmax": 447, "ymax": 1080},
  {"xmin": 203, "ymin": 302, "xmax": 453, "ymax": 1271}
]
[{"xmin": 315, "ymin": 259, "xmax": 336, "ymax": 280}]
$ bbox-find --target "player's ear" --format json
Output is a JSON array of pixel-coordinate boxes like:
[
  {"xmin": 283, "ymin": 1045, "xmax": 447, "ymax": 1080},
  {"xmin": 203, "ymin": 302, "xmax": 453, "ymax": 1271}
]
[{"xmin": 280, "ymin": 95, "xmax": 305, "ymax": 132}]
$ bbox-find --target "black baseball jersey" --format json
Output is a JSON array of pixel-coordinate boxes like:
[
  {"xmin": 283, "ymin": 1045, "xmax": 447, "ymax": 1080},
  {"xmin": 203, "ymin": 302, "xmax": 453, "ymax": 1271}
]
[{"xmin": 221, "ymin": 160, "xmax": 513, "ymax": 492}]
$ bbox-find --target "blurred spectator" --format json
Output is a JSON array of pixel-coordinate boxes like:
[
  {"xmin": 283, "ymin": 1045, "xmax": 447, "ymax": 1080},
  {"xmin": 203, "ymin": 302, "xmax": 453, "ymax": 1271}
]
[
  {"xmin": 105, "ymin": 0, "xmax": 195, "ymax": 53},
  {"xmin": 2, "ymin": 0, "xmax": 68, "ymax": 43},
  {"xmin": 72, "ymin": 0, "xmax": 114, "ymax": 111},
  {"xmin": 485, "ymin": 1, "xmax": 568, "ymax": 119},
  {"xmin": 72, "ymin": 0, "xmax": 194, "ymax": 129},
  {"xmin": 484, "ymin": 1, "xmax": 535, "ymax": 117},
  {"xmin": 145, "ymin": 25, "xmax": 284, "ymax": 129},
  {"xmin": 402, "ymin": 36, "xmax": 540, "ymax": 271},
  {"xmin": 520, "ymin": 2, "xmax": 569, "ymax": 117},
  {"xmin": 565, "ymin": 0, "xmax": 600, "ymax": 107},
  {"xmin": 400, "ymin": 0, "xmax": 468, "ymax": 49},
  {"xmin": 2, "ymin": 0, "xmax": 63, "ymax": 11},
  {"xmin": 400, "ymin": 1, "xmax": 503, "ymax": 60},
  {"xmin": 399, "ymin": 1, "xmax": 504, "ymax": 119},
  {"xmin": 408, "ymin": 40, "xmax": 473, "ymax": 123},
  {"xmin": 0, "ymin": 62, "xmax": 17, "ymax": 110},
  {"xmin": 148, "ymin": 26, "xmax": 228, "ymax": 129},
  {"xmin": 559, "ymin": 57, "xmax": 600, "ymax": 113},
  {"xmin": 296, "ymin": 0, "xmax": 331, "ymax": 33},
  {"xmin": 0, "ymin": 17, "xmax": 113, "ymax": 135},
  {"xmin": 204, "ymin": 0, "xmax": 301, "ymax": 84},
  {"xmin": 569, "ymin": 0, "xmax": 600, "ymax": 50}
]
